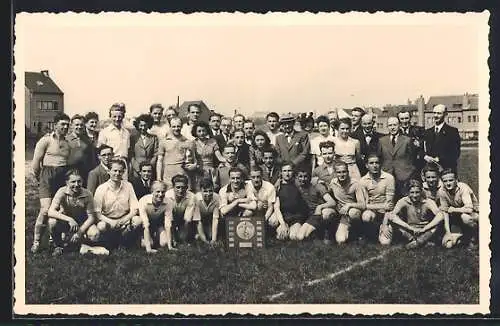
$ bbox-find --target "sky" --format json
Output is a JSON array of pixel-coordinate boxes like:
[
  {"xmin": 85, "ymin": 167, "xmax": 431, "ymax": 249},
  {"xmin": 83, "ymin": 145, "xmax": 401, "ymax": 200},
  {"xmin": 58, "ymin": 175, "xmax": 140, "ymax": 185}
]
[{"xmin": 16, "ymin": 13, "xmax": 488, "ymax": 118}]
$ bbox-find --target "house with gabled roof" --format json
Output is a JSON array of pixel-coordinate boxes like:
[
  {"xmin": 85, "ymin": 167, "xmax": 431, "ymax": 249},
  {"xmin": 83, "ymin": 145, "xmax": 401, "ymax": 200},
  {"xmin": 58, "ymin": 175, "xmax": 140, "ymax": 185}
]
[{"xmin": 25, "ymin": 70, "xmax": 64, "ymax": 135}]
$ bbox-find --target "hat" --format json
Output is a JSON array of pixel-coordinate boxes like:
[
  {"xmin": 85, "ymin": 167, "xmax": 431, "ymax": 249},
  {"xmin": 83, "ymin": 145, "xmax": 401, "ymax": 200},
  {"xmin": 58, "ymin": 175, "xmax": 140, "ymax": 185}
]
[{"xmin": 280, "ymin": 113, "xmax": 296, "ymax": 123}]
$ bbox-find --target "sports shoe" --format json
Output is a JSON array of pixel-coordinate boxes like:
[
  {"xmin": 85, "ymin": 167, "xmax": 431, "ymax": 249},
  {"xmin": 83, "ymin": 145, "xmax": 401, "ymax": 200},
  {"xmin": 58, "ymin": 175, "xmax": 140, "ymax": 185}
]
[
  {"xmin": 52, "ymin": 247, "xmax": 64, "ymax": 257},
  {"xmin": 30, "ymin": 241, "xmax": 41, "ymax": 254}
]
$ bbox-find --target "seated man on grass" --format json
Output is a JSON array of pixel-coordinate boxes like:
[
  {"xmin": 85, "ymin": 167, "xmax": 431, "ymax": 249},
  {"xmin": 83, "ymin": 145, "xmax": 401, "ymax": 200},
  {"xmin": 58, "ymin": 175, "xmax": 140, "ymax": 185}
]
[
  {"xmin": 47, "ymin": 169, "xmax": 108, "ymax": 256},
  {"xmin": 422, "ymin": 163, "xmax": 443, "ymax": 203},
  {"xmin": 269, "ymin": 162, "xmax": 308, "ymax": 241},
  {"xmin": 219, "ymin": 167, "xmax": 257, "ymax": 219},
  {"xmin": 139, "ymin": 181, "xmax": 176, "ymax": 253},
  {"xmin": 94, "ymin": 159, "xmax": 142, "ymax": 248},
  {"xmin": 194, "ymin": 177, "xmax": 221, "ymax": 245},
  {"xmin": 437, "ymin": 168, "xmax": 479, "ymax": 248},
  {"xmin": 358, "ymin": 153, "xmax": 396, "ymax": 242},
  {"xmin": 164, "ymin": 174, "xmax": 199, "ymax": 245},
  {"xmin": 215, "ymin": 143, "xmax": 249, "ymax": 191},
  {"xmin": 245, "ymin": 165, "xmax": 276, "ymax": 222},
  {"xmin": 311, "ymin": 140, "xmax": 336, "ymax": 186},
  {"xmin": 379, "ymin": 179, "xmax": 458, "ymax": 249},
  {"xmin": 295, "ymin": 168, "xmax": 337, "ymax": 243},
  {"xmin": 329, "ymin": 161, "xmax": 367, "ymax": 244}
]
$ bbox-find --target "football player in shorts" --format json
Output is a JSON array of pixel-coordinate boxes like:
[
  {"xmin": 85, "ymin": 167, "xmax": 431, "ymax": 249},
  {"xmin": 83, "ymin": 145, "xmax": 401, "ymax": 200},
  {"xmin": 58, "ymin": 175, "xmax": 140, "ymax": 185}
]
[
  {"xmin": 30, "ymin": 113, "xmax": 71, "ymax": 253},
  {"xmin": 270, "ymin": 162, "xmax": 308, "ymax": 240},
  {"xmin": 329, "ymin": 161, "xmax": 367, "ymax": 244},
  {"xmin": 219, "ymin": 167, "xmax": 257, "ymax": 218},
  {"xmin": 194, "ymin": 177, "xmax": 221, "ymax": 245},
  {"xmin": 164, "ymin": 174, "xmax": 199, "ymax": 245},
  {"xmin": 139, "ymin": 181, "xmax": 176, "ymax": 253},
  {"xmin": 437, "ymin": 168, "xmax": 479, "ymax": 248},
  {"xmin": 358, "ymin": 153, "xmax": 396, "ymax": 242},
  {"xmin": 94, "ymin": 159, "xmax": 142, "ymax": 248},
  {"xmin": 379, "ymin": 179, "xmax": 457, "ymax": 248},
  {"xmin": 47, "ymin": 169, "xmax": 108, "ymax": 256},
  {"xmin": 295, "ymin": 168, "xmax": 337, "ymax": 243},
  {"xmin": 422, "ymin": 163, "xmax": 443, "ymax": 203}
]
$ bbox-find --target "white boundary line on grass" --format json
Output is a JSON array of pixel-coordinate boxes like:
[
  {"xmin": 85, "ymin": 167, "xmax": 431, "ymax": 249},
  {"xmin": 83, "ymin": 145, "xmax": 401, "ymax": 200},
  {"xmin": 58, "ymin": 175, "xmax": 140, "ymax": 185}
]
[{"xmin": 267, "ymin": 246, "xmax": 402, "ymax": 302}]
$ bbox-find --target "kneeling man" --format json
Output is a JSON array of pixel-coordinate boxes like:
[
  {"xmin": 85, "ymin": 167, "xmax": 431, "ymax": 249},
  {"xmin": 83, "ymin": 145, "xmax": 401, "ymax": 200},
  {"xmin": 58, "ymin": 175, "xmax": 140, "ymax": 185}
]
[
  {"xmin": 94, "ymin": 159, "xmax": 142, "ymax": 247},
  {"xmin": 48, "ymin": 169, "xmax": 107, "ymax": 256}
]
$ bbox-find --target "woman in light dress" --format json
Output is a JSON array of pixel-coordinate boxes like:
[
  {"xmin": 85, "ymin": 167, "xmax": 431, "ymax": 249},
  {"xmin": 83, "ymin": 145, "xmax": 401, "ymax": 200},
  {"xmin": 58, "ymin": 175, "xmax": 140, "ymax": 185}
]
[{"xmin": 333, "ymin": 117, "xmax": 362, "ymax": 180}]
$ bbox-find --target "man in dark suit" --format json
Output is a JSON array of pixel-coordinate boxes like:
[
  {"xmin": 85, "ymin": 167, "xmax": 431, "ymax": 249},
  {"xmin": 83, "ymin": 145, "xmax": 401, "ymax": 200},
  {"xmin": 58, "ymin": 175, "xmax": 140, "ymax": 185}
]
[
  {"xmin": 423, "ymin": 104, "xmax": 461, "ymax": 172},
  {"xmin": 349, "ymin": 107, "xmax": 365, "ymax": 137},
  {"xmin": 214, "ymin": 116, "xmax": 232, "ymax": 150},
  {"xmin": 351, "ymin": 113, "xmax": 384, "ymax": 176},
  {"xmin": 377, "ymin": 116, "xmax": 416, "ymax": 198},
  {"xmin": 275, "ymin": 114, "xmax": 311, "ymax": 171},
  {"xmin": 231, "ymin": 129, "xmax": 251, "ymax": 170},
  {"xmin": 397, "ymin": 108, "xmax": 425, "ymax": 174},
  {"xmin": 131, "ymin": 161, "xmax": 153, "ymax": 199},
  {"xmin": 87, "ymin": 145, "xmax": 113, "ymax": 194}
]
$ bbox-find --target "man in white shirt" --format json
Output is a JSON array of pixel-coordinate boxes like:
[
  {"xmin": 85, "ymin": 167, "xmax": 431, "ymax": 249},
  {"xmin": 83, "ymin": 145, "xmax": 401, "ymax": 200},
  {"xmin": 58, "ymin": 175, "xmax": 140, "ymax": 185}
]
[
  {"xmin": 148, "ymin": 103, "xmax": 171, "ymax": 139},
  {"xmin": 243, "ymin": 120, "xmax": 255, "ymax": 146},
  {"xmin": 181, "ymin": 104, "xmax": 201, "ymax": 140},
  {"xmin": 209, "ymin": 113, "xmax": 222, "ymax": 137},
  {"xmin": 245, "ymin": 166, "xmax": 276, "ymax": 221},
  {"xmin": 94, "ymin": 159, "xmax": 142, "ymax": 248},
  {"xmin": 265, "ymin": 112, "xmax": 282, "ymax": 146}
]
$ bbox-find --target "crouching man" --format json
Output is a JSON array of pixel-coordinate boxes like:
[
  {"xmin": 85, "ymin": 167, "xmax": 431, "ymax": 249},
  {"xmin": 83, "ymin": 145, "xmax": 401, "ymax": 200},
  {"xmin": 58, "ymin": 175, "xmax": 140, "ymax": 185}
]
[
  {"xmin": 139, "ymin": 181, "xmax": 176, "ymax": 253},
  {"xmin": 48, "ymin": 169, "xmax": 108, "ymax": 256},
  {"xmin": 328, "ymin": 161, "xmax": 367, "ymax": 244},
  {"xmin": 94, "ymin": 159, "xmax": 142, "ymax": 248},
  {"xmin": 379, "ymin": 179, "xmax": 457, "ymax": 249},
  {"xmin": 219, "ymin": 167, "xmax": 257, "ymax": 218}
]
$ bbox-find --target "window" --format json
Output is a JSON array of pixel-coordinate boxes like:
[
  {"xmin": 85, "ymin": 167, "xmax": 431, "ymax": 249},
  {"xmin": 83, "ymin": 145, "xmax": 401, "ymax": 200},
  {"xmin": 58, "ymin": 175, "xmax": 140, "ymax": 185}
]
[
  {"xmin": 37, "ymin": 100, "xmax": 59, "ymax": 111},
  {"xmin": 458, "ymin": 117, "xmax": 462, "ymax": 123},
  {"xmin": 473, "ymin": 115, "xmax": 477, "ymax": 123},
  {"xmin": 468, "ymin": 115, "xmax": 471, "ymax": 123}
]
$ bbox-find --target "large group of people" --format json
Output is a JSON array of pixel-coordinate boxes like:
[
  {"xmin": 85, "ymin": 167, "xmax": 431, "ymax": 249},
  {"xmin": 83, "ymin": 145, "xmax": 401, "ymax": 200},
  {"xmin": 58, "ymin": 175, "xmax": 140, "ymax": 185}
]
[{"xmin": 29, "ymin": 101, "xmax": 478, "ymax": 256}]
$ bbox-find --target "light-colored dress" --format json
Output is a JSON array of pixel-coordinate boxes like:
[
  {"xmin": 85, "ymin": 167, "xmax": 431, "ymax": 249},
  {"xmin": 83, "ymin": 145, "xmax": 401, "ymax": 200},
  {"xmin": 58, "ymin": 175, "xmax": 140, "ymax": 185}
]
[
  {"xmin": 159, "ymin": 135, "xmax": 194, "ymax": 188},
  {"xmin": 333, "ymin": 136, "xmax": 361, "ymax": 180},
  {"xmin": 193, "ymin": 138, "xmax": 220, "ymax": 189}
]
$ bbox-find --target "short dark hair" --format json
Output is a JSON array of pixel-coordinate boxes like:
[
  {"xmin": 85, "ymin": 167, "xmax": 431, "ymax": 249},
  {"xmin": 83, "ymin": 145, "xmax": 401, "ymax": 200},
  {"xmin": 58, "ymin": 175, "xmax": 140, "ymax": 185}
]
[
  {"xmin": 243, "ymin": 119, "xmax": 255, "ymax": 126},
  {"xmin": 296, "ymin": 167, "xmax": 311, "ymax": 176},
  {"xmin": 188, "ymin": 104, "xmax": 201, "ymax": 113},
  {"xmin": 171, "ymin": 174, "xmax": 189, "ymax": 186},
  {"xmin": 365, "ymin": 152, "xmax": 381, "ymax": 163},
  {"xmin": 250, "ymin": 165, "xmax": 263, "ymax": 174},
  {"xmin": 228, "ymin": 167, "xmax": 244, "ymax": 176},
  {"xmin": 319, "ymin": 140, "xmax": 335, "ymax": 152},
  {"xmin": 134, "ymin": 114, "xmax": 154, "ymax": 130},
  {"xmin": 422, "ymin": 162, "xmax": 440, "ymax": 175},
  {"xmin": 209, "ymin": 112, "xmax": 222, "ymax": 121},
  {"xmin": 97, "ymin": 144, "xmax": 114, "ymax": 155},
  {"xmin": 440, "ymin": 168, "xmax": 457, "ymax": 179},
  {"xmin": 223, "ymin": 143, "xmax": 237, "ymax": 152},
  {"xmin": 334, "ymin": 160, "xmax": 349, "ymax": 170},
  {"xmin": 149, "ymin": 103, "xmax": 164, "ymax": 113},
  {"xmin": 71, "ymin": 114, "xmax": 86, "ymax": 123},
  {"xmin": 54, "ymin": 113, "xmax": 70, "ymax": 123},
  {"xmin": 139, "ymin": 161, "xmax": 153, "ymax": 171},
  {"xmin": 64, "ymin": 169, "xmax": 82, "ymax": 181},
  {"xmin": 397, "ymin": 108, "xmax": 413, "ymax": 118},
  {"xmin": 281, "ymin": 161, "xmax": 295, "ymax": 171},
  {"xmin": 84, "ymin": 111, "xmax": 99, "ymax": 121},
  {"xmin": 199, "ymin": 177, "xmax": 214, "ymax": 190},
  {"xmin": 266, "ymin": 112, "xmax": 280, "ymax": 120},
  {"xmin": 252, "ymin": 130, "xmax": 271, "ymax": 147},
  {"xmin": 110, "ymin": 158, "xmax": 126, "ymax": 170},
  {"xmin": 351, "ymin": 107, "xmax": 366, "ymax": 116},
  {"xmin": 338, "ymin": 117, "xmax": 352, "ymax": 128},
  {"xmin": 316, "ymin": 115, "xmax": 330, "ymax": 125},
  {"xmin": 407, "ymin": 179, "xmax": 423, "ymax": 192},
  {"xmin": 191, "ymin": 121, "xmax": 210, "ymax": 138}
]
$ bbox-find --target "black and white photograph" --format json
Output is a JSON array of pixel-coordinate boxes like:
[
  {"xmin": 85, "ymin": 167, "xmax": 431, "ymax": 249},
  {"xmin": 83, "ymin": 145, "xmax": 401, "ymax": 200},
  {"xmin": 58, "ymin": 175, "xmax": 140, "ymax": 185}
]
[{"xmin": 13, "ymin": 12, "xmax": 490, "ymax": 315}]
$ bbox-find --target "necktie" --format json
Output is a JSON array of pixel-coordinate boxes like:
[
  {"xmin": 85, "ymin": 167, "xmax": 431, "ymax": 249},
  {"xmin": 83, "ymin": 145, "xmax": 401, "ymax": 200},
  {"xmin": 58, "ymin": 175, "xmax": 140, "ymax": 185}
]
[
  {"xmin": 391, "ymin": 135, "xmax": 396, "ymax": 147},
  {"xmin": 435, "ymin": 127, "xmax": 439, "ymax": 134}
]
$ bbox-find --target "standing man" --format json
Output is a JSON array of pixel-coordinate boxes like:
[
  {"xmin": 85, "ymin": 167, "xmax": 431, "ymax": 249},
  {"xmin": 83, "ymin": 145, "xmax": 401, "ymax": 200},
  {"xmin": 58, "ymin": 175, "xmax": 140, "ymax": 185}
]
[
  {"xmin": 97, "ymin": 103, "xmax": 131, "ymax": 180},
  {"xmin": 148, "ymin": 103, "xmax": 171, "ymax": 139},
  {"xmin": 351, "ymin": 113, "xmax": 383, "ymax": 176},
  {"xmin": 181, "ymin": 104, "xmax": 201, "ymax": 141},
  {"xmin": 66, "ymin": 114, "xmax": 97, "ymax": 184},
  {"xmin": 275, "ymin": 113, "xmax": 311, "ymax": 171},
  {"xmin": 349, "ymin": 107, "xmax": 365, "ymax": 136},
  {"xmin": 209, "ymin": 113, "xmax": 222, "ymax": 137},
  {"xmin": 30, "ymin": 113, "xmax": 71, "ymax": 253},
  {"xmin": 327, "ymin": 110, "xmax": 339, "ymax": 137},
  {"xmin": 358, "ymin": 153, "xmax": 396, "ymax": 242},
  {"xmin": 423, "ymin": 104, "xmax": 461, "ymax": 172},
  {"xmin": 215, "ymin": 117, "xmax": 232, "ymax": 150},
  {"xmin": 398, "ymin": 108, "xmax": 425, "ymax": 174},
  {"xmin": 233, "ymin": 114, "xmax": 246, "ymax": 132},
  {"xmin": 243, "ymin": 120, "xmax": 256, "ymax": 146},
  {"xmin": 377, "ymin": 116, "xmax": 416, "ymax": 198},
  {"xmin": 265, "ymin": 112, "xmax": 282, "ymax": 146}
]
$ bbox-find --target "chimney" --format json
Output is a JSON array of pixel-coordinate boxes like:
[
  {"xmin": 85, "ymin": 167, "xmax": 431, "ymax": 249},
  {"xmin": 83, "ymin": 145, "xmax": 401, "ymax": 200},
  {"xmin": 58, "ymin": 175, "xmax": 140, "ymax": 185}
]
[
  {"xmin": 462, "ymin": 92, "xmax": 469, "ymax": 110},
  {"xmin": 177, "ymin": 96, "xmax": 180, "ymax": 109},
  {"xmin": 417, "ymin": 95, "xmax": 425, "ymax": 126},
  {"xmin": 41, "ymin": 70, "xmax": 49, "ymax": 77}
]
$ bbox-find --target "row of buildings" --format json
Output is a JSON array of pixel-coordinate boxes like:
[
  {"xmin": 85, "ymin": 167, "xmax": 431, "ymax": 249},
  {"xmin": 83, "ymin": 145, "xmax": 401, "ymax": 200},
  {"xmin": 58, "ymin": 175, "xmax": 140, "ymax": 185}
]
[{"xmin": 24, "ymin": 70, "xmax": 479, "ymax": 140}]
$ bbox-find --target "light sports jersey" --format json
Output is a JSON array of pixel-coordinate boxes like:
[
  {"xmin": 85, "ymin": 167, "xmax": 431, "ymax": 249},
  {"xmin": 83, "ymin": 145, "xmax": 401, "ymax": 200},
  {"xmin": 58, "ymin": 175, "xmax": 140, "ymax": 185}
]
[
  {"xmin": 33, "ymin": 132, "xmax": 71, "ymax": 167},
  {"xmin": 138, "ymin": 194, "xmax": 169, "ymax": 229},
  {"xmin": 358, "ymin": 171, "xmax": 395, "ymax": 205},
  {"xmin": 437, "ymin": 182, "xmax": 479, "ymax": 212},
  {"xmin": 195, "ymin": 192, "xmax": 220, "ymax": 222},
  {"xmin": 50, "ymin": 186, "xmax": 95, "ymax": 224},
  {"xmin": 164, "ymin": 188, "xmax": 199, "ymax": 221},
  {"xmin": 94, "ymin": 180, "xmax": 139, "ymax": 219},
  {"xmin": 329, "ymin": 177, "xmax": 365, "ymax": 210},
  {"xmin": 245, "ymin": 180, "xmax": 276, "ymax": 206},
  {"xmin": 393, "ymin": 196, "xmax": 440, "ymax": 226}
]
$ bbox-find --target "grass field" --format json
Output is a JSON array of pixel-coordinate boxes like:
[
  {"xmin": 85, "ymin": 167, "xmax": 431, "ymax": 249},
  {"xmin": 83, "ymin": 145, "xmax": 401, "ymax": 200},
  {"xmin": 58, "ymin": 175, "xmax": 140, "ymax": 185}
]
[{"xmin": 23, "ymin": 149, "xmax": 480, "ymax": 304}]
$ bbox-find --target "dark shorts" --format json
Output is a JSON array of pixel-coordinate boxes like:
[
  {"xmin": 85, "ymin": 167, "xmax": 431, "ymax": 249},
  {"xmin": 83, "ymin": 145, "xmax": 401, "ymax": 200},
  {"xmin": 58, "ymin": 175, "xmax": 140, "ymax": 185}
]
[
  {"xmin": 39, "ymin": 166, "xmax": 68, "ymax": 199},
  {"xmin": 282, "ymin": 212, "xmax": 306, "ymax": 225},
  {"xmin": 305, "ymin": 215, "xmax": 323, "ymax": 229}
]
